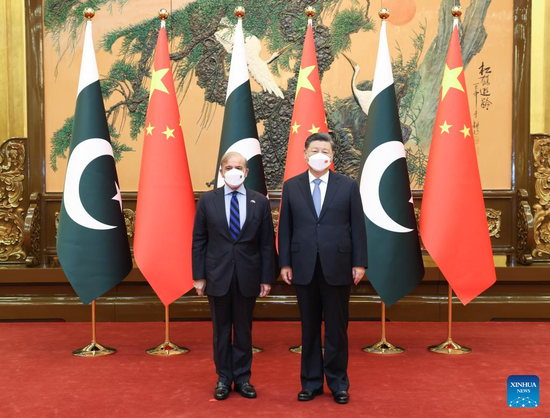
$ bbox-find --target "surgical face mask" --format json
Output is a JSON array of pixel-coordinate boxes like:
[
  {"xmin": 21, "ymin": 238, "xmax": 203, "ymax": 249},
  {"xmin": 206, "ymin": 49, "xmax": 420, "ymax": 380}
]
[
  {"xmin": 224, "ymin": 168, "xmax": 246, "ymax": 188},
  {"xmin": 307, "ymin": 152, "xmax": 331, "ymax": 172}
]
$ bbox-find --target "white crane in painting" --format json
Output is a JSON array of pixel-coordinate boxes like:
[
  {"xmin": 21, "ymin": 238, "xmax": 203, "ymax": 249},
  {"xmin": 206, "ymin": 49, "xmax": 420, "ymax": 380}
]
[
  {"xmin": 215, "ymin": 18, "xmax": 285, "ymax": 98},
  {"xmin": 342, "ymin": 52, "xmax": 372, "ymax": 116}
]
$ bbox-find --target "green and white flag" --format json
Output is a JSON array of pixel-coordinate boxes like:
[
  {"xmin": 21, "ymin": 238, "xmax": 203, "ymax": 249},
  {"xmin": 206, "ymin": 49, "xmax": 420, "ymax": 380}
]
[
  {"xmin": 359, "ymin": 19, "xmax": 424, "ymax": 307},
  {"xmin": 214, "ymin": 16, "xmax": 267, "ymax": 195},
  {"xmin": 57, "ymin": 19, "xmax": 132, "ymax": 305}
]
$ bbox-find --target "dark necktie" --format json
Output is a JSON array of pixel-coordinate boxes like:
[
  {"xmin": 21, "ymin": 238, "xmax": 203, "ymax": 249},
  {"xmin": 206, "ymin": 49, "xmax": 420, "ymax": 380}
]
[{"xmin": 229, "ymin": 191, "xmax": 240, "ymax": 240}]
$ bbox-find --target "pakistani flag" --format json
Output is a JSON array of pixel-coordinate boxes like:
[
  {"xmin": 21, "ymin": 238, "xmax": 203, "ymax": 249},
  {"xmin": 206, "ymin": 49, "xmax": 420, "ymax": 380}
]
[
  {"xmin": 214, "ymin": 15, "xmax": 267, "ymax": 195},
  {"xmin": 57, "ymin": 19, "xmax": 132, "ymax": 305},
  {"xmin": 359, "ymin": 19, "xmax": 424, "ymax": 307}
]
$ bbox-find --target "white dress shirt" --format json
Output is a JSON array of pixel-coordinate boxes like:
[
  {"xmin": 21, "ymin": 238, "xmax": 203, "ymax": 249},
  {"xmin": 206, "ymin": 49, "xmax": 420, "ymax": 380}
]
[{"xmin": 308, "ymin": 170, "xmax": 329, "ymax": 208}]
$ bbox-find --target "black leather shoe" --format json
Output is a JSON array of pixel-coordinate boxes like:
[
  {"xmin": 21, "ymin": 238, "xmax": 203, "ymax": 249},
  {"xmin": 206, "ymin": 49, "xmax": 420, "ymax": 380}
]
[
  {"xmin": 235, "ymin": 382, "xmax": 257, "ymax": 398},
  {"xmin": 297, "ymin": 387, "xmax": 324, "ymax": 401},
  {"xmin": 333, "ymin": 390, "xmax": 350, "ymax": 404},
  {"xmin": 213, "ymin": 382, "xmax": 231, "ymax": 400}
]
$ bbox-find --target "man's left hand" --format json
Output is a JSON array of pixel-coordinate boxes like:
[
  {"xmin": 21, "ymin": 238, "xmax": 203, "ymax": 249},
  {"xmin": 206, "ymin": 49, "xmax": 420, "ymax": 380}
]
[
  {"xmin": 259, "ymin": 284, "xmax": 271, "ymax": 297},
  {"xmin": 352, "ymin": 267, "xmax": 366, "ymax": 285}
]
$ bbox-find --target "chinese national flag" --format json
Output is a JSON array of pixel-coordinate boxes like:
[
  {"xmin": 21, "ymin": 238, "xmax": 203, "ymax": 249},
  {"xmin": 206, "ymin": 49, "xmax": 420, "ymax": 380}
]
[
  {"xmin": 134, "ymin": 25, "xmax": 196, "ymax": 306},
  {"xmin": 282, "ymin": 19, "xmax": 332, "ymax": 182},
  {"xmin": 419, "ymin": 21, "xmax": 496, "ymax": 305}
]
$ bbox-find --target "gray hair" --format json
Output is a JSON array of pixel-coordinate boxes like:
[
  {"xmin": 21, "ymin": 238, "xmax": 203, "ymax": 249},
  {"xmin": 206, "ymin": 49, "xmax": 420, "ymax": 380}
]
[{"xmin": 220, "ymin": 151, "xmax": 247, "ymax": 168}]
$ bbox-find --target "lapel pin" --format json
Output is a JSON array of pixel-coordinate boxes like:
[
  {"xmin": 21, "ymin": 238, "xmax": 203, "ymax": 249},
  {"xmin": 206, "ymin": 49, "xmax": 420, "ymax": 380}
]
[{"xmin": 250, "ymin": 199, "xmax": 256, "ymax": 204}]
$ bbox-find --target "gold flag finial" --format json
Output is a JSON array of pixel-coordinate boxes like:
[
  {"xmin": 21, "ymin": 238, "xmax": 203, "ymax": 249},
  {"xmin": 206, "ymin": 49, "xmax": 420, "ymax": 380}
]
[
  {"xmin": 158, "ymin": 8, "xmax": 169, "ymax": 21},
  {"xmin": 83, "ymin": 7, "xmax": 95, "ymax": 20},
  {"xmin": 235, "ymin": 6, "xmax": 245, "ymax": 19},
  {"xmin": 451, "ymin": 6, "xmax": 463, "ymax": 18},
  {"xmin": 305, "ymin": 6, "xmax": 316, "ymax": 18},
  {"xmin": 379, "ymin": 8, "xmax": 390, "ymax": 20}
]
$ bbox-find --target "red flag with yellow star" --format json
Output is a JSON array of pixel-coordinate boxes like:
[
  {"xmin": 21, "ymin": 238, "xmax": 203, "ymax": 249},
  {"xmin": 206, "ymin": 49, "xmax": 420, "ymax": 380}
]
[
  {"xmin": 134, "ymin": 23, "xmax": 196, "ymax": 306},
  {"xmin": 283, "ymin": 19, "xmax": 332, "ymax": 182},
  {"xmin": 419, "ymin": 20, "xmax": 496, "ymax": 305}
]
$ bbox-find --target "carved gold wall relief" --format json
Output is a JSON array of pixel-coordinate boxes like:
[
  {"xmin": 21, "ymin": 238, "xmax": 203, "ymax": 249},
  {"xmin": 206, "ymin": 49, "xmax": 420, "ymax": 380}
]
[
  {"xmin": 24, "ymin": 192, "xmax": 41, "ymax": 266},
  {"xmin": 532, "ymin": 136, "xmax": 550, "ymax": 259},
  {"xmin": 414, "ymin": 207, "xmax": 423, "ymax": 248},
  {"xmin": 0, "ymin": 208, "xmax": 26, "ymax": 261},
  {"xmin": 0, "ymin": 140, "xmax": 26, "ymax": 262},
  {"xmin": 271, "ymin": 208, "xmax": 279, "ymax": 234},
  {"xmin": 54, "ymin": 211, "xmax": 59, "ymax": 239},
  {"xmin": 517, "ymin": 189, "xmax": 534, "ymax": 265},
  {"xmin": 123, "ymin": 208, "xmax": 135, "ymax": 238},
  {"xmin": 486, "ymin": 208, "xmax": 502, "ymax": 238},
  {"xmin": 532, "ymin": 202, "xmax": 550, "ymax": 258}
]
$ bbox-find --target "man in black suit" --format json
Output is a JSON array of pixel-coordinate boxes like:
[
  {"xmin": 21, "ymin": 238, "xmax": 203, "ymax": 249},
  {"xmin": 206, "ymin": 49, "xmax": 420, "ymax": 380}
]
[
  {"xmin": 278, "ymin": 132, "xmax": 368, "ymax": 404},
  {"xmin": 192, "ymin": 151, "xmax": 275, "ymax": 400}
]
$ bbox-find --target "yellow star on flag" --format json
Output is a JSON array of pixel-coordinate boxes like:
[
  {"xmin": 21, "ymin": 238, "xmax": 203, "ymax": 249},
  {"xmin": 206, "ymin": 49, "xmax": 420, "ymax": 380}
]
[
  {"xmin": 162, "ymin": 126, "xmax": 175, "ymax": 140},
  {"xmin": 308, "ymin": 124, "xmax": 320, "ymax": 134},
  {"xmin": 441, "ymin": 65, "xmax": 464, "ymax": 101},
  {"xmin": 149, "ymin": 67, "xmax": 170, "ymax": 99},
  {"xmin": 460, "ymin": 125, "xmax": 471, "ymax": 138},
  {"xmin": 295, "ymin": 65, "xmax": 316, "ymax": 98},
  {"xmin": 291, "ymin": 121, "xmax": 300, "ymax": 134},
  {"xmin": 439, "ymin": 121, "xmax": 452, "ymax": 134},
  {"xmin": 146, "ymin": 123, "xmax": 155, "ymax": 136}
]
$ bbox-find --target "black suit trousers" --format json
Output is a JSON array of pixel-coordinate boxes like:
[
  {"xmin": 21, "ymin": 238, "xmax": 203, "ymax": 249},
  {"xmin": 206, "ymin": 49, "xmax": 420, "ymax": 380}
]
[
  {"xmin": 295, "ymin": 256, "xmax": 351, "ymax": 393},
  {"xmin": 208, "ymin": 271, "xmax": 256, "ymax": 385}
]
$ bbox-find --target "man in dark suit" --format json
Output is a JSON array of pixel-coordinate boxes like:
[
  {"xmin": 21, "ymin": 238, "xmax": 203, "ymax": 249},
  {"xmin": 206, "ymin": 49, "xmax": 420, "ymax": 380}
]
[
  {"xmin": 278, "ymin": 132, "xmax": 368, "ymax": 404},
  {"xmin": 192, "ymin": 151, "xmax": 275, "ymax": 400}
]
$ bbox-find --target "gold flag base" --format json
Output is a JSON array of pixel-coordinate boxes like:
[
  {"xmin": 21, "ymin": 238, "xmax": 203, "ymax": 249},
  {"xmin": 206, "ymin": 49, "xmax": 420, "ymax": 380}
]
[
  {"xmin": 289, "ymin": 344, "xmax": 324, "ymax": 354},
  {"xmin": 72, "ymin": 342, "xmax": 116, "ymax": 357},
  {"xmin": 252, "ymin": 345, "xmax": 263, "ymax": 354},
  {"xmin": 362, "ymin": 339, "xmax": 405, "ymax": 355},
  {"xmin": 289, "ymin": 344, "xmax": 302, "ymax": 354},
  {"xmin": 428, "ymin": 339, "xmax": 472, "ymax": 355},
  {"xmin": 146, "ymin": 341, "xmax": 189, "ymax": 356},
  {"xmin": 73, "ymin": 301, "xmax": 115, "ymax": 357}
]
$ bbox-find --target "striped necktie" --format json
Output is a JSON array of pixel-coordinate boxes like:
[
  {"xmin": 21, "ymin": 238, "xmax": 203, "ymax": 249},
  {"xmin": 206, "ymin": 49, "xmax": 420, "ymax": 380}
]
[{"xmin": 229, "ymin": 191, "xmax": 241, "ymax": 240}]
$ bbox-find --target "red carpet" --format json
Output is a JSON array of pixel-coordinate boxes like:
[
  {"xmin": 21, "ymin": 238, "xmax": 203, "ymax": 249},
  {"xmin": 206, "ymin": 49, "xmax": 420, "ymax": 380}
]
[{"xmin": 0, "ymin": 321, "xmax": 548, "ymax": 417}]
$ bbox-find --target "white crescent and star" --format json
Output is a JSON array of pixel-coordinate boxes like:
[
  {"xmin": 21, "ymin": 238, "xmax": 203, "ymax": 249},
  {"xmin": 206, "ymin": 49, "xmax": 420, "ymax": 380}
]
[
  {"xmin": 64, "ymin": 138, "xmax": 122, "ymax": 230},
  {"xmin": 360, "ymin": 141, "xmax": 414, "ymax": 234}
]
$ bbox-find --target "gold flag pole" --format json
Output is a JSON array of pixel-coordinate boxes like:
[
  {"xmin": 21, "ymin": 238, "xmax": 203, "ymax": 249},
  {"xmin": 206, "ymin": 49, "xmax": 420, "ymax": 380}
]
[
  {"xmin": 288, "ymin": 5, "xmax": 318, "ymax": 356},
  {"xmin": 427, "ymin": 5, "xmax": 471, "ymax": 356},
  {"xmin": 73, "ymin": 300, "xmax": 116, "ymax": 357},
  {"xmin": 144, "ymin": 8, "xmax": 189, "ymax": 357},
  {"xmin": 69, "ymin": 7, "xmax": 116, "ymax": 358},
  {"xmin": 359, "ymin": 9, "xmax": 404, "ymax": 356},
  {"xmin": 231, "ymin": 5, "xmax": 263, "ymax": 356},
  {"xmin": 428, "ymin": 284, "xmax": 471, "ymax": 354},
  {"xmin": 146, "ymin": 305, "xmax": 189, "ymax": 356},
  {"xmin": 363, "ymin": 302, "xmax": 404, "ymax": 354}
]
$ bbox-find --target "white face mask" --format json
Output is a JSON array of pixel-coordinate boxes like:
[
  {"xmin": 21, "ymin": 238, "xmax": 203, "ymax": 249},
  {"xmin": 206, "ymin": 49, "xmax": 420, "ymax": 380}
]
[
  {"xmin": 307, "ymin": 152, "xmax": 331, "ymax": 172},
  {"xmin": 223, "ymin": 168, "xmax": 246, "ymax": 188}
]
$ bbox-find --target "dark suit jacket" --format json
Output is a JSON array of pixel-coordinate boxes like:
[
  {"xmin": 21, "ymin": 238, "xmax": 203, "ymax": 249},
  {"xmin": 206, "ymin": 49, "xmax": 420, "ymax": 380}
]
[
  {"xmin": 192, "ymin": 187, "xmax": 275, "ymax": 297},
  {"xmin": 278, "ymin": 170, "xmax": 368, "ymax": 286}
]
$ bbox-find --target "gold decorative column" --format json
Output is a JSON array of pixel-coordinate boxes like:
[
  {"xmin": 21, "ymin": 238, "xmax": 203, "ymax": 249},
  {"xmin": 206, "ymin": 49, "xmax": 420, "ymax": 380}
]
[{"xmin": 0, "ymin": 0, "xmax": 27, "ymax": 143}]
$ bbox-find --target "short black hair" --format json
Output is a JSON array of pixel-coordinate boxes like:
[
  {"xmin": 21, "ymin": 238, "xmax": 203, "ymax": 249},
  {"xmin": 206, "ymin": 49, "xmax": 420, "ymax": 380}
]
[{"xmin": 304, "ymin": 132, "xmax": 335, "ymax": 150}]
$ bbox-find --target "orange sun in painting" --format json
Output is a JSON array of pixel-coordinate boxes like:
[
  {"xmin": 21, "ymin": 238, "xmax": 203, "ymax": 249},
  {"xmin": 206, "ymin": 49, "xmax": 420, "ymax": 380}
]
[{"xmin": 382, "ymin": 0, "xmax": 417, "ymax": 26}]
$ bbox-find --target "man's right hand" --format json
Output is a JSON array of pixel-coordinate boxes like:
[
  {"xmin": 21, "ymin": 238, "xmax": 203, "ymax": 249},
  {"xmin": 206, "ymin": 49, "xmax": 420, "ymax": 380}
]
[
  {"xmin": 281, "ymin": 267, "xmax": 293, "ymax": 285},
  {"xmin": 194, "ymin": 279, "xmax": 206, "ymax": 296}
]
